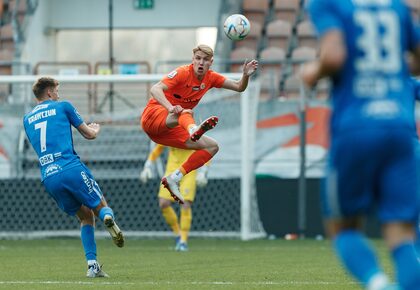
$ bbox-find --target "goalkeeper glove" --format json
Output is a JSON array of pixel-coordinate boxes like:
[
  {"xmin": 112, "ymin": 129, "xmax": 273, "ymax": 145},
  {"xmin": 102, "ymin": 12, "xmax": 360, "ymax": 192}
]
[
  {"xmin": 140, "ymin": 159, "xmax": 156, "ymax": 183},
  {"xmin": 196, "ymin": 165, "xmax": 209, "ymax": 188}
]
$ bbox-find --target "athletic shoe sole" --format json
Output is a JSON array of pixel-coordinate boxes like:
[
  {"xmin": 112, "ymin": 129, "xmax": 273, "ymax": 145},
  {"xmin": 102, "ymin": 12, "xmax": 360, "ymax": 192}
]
[
  {"xmin": 161, "ymin": 177, "xmax": 185, "ymax": 204},
  {"xmin": 190, "ymin": 116, "xmax": 219, "ymax": 142},
  {"xmin": 104, "ymin": 216, "xmax": 125, "ymax": 248}
]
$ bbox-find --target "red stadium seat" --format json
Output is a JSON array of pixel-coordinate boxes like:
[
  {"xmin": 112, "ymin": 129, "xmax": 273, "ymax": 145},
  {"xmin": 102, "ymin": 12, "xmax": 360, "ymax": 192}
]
[
  {"xmin": 266, "ymin": 19, "xmax": 292, "ymax": 50},
  {"xmin": 274, "ymin": 0, "xmax": 300, "ymax": 23}
]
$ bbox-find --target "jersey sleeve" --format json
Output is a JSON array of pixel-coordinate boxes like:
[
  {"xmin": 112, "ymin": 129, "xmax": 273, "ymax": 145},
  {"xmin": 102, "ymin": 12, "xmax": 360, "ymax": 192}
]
[
  {"xmin": 62, "ymin": 101, "xmax": 84, "ymax": 128},
  {"xmin": 307, "ymin": 0, "xmax": 343, "ymax": 38},
  {"xmin": 210, "ymin": 71, "xmax": 227, "ymax": 88},
  {"xmin": 161, "ymin": 66, "xmax": 188, "ymax": 89}
]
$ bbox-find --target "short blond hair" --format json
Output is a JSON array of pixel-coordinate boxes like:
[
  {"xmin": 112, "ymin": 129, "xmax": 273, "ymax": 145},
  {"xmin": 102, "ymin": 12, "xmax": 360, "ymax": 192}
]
[{"xmin": 193, "ymin": 44, "xmax": 214, "ymax": 57}]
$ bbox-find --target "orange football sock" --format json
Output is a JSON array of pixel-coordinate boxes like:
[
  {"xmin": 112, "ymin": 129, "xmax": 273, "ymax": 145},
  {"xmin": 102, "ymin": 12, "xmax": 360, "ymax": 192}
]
[
  {"xmin": 178, "ymin": 112, "xmax": 195, "ymax": 131},
  {"xmin": 180, "ymin": 150, "xmax": 212, "ymax": 174}
]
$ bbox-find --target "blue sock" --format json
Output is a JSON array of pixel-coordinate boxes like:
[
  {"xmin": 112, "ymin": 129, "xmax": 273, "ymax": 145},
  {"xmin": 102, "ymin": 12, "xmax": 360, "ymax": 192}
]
[
  {"xmin": 334, "ymin": 230, "xmax": 382, "ymax": 286},
  {"xmin": 81, "ymin": 225, "xmax": 96, "ymax": 261},
  {"xmin": 98, "ymin": 207, "xmax": 114, "ymax": 221},
  {"xmin": 392, "ymin": 242, "xmax": 420, "ymax": 290}
]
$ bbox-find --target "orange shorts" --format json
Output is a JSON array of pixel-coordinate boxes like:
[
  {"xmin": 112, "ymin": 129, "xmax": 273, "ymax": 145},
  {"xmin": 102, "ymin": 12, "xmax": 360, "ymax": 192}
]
[{"xmin": 141, "ymin": 104, "xmax": 190, "ymax": 149}]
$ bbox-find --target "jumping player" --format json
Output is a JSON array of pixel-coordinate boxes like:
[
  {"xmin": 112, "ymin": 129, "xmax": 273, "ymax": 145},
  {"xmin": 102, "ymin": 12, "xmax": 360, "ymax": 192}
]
[{"xmin": 141, "ymin": 44, "xmax": 258, "ymax": 204}]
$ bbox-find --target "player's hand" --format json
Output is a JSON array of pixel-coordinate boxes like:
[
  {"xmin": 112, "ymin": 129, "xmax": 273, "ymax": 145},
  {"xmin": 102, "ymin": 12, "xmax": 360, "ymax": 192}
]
[
  {"xmin": 196, "ymin": 166, "xmax": 208, "ymax": 187},
  {"xmin": 168, "ymin": 105, "xmax": 184, "ymax": 114},
  {"xmin": 88, "ymin": 123, "xmax": 101, "ymax": 135},
  {"xmin": 140, "ymin": 160, "xmax": 156, "ymax": 183},
  {"xmin": 300, "ymin": 61, "xmax": 320, "ymax": 88},
  {"xmin": 242, "ymin": 59, "xmax": 258, "ymax": 76}
]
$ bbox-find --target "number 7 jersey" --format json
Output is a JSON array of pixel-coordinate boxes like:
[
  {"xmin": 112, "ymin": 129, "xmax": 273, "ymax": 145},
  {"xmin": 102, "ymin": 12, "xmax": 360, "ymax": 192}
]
[
  {"xmin": 23, "ymin": 100, "xmax": 84, "ymax": 181},
  {"xmin": 308, "ymin": 0, "xmax": 420, "ymax": 135}
]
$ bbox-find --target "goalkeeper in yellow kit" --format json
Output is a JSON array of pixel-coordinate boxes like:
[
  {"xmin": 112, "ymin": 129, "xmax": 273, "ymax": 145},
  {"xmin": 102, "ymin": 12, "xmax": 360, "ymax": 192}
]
[{"xmin": 140, "ymin": 143, "xmax": 209, "ymax": 251}]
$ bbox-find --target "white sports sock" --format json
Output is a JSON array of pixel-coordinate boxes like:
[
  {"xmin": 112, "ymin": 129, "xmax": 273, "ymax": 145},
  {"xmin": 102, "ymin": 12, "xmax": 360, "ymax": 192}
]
[
  {"xmin": 87, "ymin": 260, "xmax": 97, "ymax": 266},
  {"xmin": 170, "ymin": 169, "xmax": 183, "ymax": 182},
  {"xmin": 188, "ymin": 125, "xmax": 198, "ymax": 135},
  {"xmin": 367, "ymin": 272, "xmax": 389, "ymax": 290}
]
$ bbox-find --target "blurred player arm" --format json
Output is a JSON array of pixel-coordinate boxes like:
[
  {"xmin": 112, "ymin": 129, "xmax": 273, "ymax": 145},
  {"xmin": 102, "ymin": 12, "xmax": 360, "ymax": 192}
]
[
  {"xmin": 221, "ymin": 59, "xmax": 258, "ymax": 92},
  {"xmin": 196, "ymin": 161, "xmax": 211, "ymax": 187},
  {"xmin": 407, "ymin": 46, "xmax": 420, "ymax": 75},
  {"xmin": 140, "ymin": 143, "xmax": 166, "ymax": 183},
  {"xmin": 150, "ymin": 81, "xmax": 183, "ymax": 114},
  {"xmin": 77, "ymin": 122, "xmax": 101, "ymax": 140},
  {"xmin": 301, "ymin": 30, "xmax": 346, "ymax": 88}
]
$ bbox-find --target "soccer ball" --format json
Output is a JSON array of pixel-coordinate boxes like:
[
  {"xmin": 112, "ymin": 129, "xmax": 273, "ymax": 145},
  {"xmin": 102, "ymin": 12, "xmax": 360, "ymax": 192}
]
[{"xmin": 223, "ymin": 14, "xmax": 251, "ymax": 41}]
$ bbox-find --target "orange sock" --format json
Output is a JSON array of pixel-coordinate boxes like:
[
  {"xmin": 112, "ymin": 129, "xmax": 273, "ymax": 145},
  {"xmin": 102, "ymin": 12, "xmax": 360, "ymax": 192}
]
[
  {"xmin": 178, "ymin": 112, "xmax": 195, "ymax": 131},
  {"xmin": 180, "ymin": 150, "xmax": 212, "ymax": 174}
]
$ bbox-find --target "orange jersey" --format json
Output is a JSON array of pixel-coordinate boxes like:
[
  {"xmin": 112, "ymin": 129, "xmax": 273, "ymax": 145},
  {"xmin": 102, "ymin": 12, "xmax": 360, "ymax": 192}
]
[{"xmin": 147, "ymin": 64, "xmax": 226, "ymax": 110}]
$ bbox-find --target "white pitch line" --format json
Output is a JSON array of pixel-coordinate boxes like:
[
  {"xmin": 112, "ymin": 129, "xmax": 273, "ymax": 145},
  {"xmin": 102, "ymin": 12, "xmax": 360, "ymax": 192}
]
[{"xmin": 0, "ymin": 280, "xmax": 357, "ymax": 286}]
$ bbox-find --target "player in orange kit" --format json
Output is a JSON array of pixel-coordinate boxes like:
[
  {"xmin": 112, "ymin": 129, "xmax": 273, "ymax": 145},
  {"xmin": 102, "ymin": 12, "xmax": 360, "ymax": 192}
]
[{"xmin": 141, "ymin": 44, "xmax": 258, "ymax": 204}]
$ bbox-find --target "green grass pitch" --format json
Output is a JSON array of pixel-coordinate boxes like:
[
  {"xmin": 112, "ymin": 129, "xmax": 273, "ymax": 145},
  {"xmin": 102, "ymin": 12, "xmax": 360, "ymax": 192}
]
[{"xmin": 0, "ymin": 238, "xmax": 394, "ymax": 289}]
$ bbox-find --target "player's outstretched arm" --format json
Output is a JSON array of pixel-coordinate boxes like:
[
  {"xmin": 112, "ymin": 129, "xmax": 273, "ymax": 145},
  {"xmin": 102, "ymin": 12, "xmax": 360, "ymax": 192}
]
[
  {"xmin": 77, "ymin": 122, "xmax": 101, "ymax": 140},
  {"xmin": 301, "ymin": 30, "xmax": 346, "ymax": 88},
  {"xmin": 221, "ymin": 59, "xmax": 258, "ymax": 92}
]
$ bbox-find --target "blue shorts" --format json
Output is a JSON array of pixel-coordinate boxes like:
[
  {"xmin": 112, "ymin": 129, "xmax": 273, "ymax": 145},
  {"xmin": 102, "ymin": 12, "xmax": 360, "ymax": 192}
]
[
  {"xmin": 42, "ymin": 164, "xmax": 103, "ymax": 216},
  {"xmin": 322, "ymin": 127, "xmax": 419, "ymax": 223}
]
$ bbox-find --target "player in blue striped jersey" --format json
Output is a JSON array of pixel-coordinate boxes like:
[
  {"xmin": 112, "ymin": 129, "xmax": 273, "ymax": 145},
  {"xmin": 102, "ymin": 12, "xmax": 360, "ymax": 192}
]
[
  {"xmin": 302, "ymin": 0, "xmax": 420, "ymax": 289},
  {"xmin": 23, "ymin": 77, "xmax": 124, "ymax": 278}
]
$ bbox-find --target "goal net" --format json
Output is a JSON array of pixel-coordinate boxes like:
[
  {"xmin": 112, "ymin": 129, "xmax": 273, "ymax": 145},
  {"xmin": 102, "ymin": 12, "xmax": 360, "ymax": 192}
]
[{"xmin": 0, "ymin": 74, "xmax": 266, "ymax": 241}]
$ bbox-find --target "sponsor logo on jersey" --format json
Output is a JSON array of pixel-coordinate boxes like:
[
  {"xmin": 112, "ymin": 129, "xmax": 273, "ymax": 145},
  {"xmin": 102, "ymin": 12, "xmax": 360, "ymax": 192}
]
[
  {"xmin": 192, "ymin": 86, "xmax": 200, "ymax": 91},
  {"xmin": 167, "ymin": 70, "xmax": 178, "ymax": 79},
  {"xmin": 81, "ymin": 171, "xmax": 93, "ymax": 193},
  {"xmin": 74, "ymin": 109, "xmax": 82, "ymax": 120},
  {"xmin": 39, "ymin": 154, "xmax": 54, "ymax": 166},
  {"xmin": 45, "ymin": 164, "xmax": 62, "ymax": 176},
  {"xmin": 32, "ymin": 104, "xmax": 49, "ymax": 113}
]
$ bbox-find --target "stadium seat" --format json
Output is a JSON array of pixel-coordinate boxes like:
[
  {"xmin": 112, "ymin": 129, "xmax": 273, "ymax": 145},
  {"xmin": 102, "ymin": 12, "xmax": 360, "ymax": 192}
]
[
  {"xmin": 266, "ymin": 19, "xmax": 292, "ymax": 50},
  {"xmin": 230, "ymin": 47, "xmax": 257, "ymax": 72},
  {"xmin": 283, "ymin": 73, "xmax": 302, "ymax": 99},
  {"xmin": 0, "ymin": 23, "xmax": 13, "ymax": 50},
  {"xmin": 242, "ymin": 0, "xmax": 269, "ymax": 26},
  {"xmin": 259, "ymin": 47, "xmax": 286, "ymax": 99},
  {"xmin": 291, "ymin": 46, "xmax": 317, "ymax": 73},
  {"xmin": 274, "ymin": 0, "xmax": 300, "ymax": 23},
  {"xmin": 235, "ymin": 20, "xmax": 262, "ymax": 50},
  {"xmin": 297, "ymin": 20, "xmax": 317, "ymax": 48}
]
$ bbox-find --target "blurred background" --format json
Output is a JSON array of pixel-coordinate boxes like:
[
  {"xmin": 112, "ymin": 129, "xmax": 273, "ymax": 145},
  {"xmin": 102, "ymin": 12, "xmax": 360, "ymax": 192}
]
[{"xmin": 0, "ymin": 0, "xmax": 419, "ymax": 241}]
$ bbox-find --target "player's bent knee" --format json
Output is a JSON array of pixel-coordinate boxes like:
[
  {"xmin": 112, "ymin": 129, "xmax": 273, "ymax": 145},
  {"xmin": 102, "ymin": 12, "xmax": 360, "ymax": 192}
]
[
  {"xmin": 76, "ymin": 206, "xmax": 95, "ymax": 225},
  {"xmin": 159, "ymin": 198, "xmax": 172, "ymax": 209},
  {"xmin": 206, "ymin": 142, "xmax": 219, "ymax": 155}
]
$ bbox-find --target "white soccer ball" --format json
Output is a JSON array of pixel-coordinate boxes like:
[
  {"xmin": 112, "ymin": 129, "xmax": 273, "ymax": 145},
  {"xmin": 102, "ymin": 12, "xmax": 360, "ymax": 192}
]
[{"xmin": 223, "ymin": 14, "xmax": 251, "ymax": 41}]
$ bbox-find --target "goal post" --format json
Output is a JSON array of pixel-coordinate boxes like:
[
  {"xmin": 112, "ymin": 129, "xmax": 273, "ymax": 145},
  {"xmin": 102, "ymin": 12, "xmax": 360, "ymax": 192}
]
[{"xmin": 0, "ymin": 74, "xmax": 266, "ymax": 241}]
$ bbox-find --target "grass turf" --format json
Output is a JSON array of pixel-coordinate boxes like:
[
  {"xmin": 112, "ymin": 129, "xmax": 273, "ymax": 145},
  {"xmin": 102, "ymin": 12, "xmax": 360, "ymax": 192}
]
[{"xmin": 0, "ymin": 238, "xmax": 394, "ymax": 289}]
